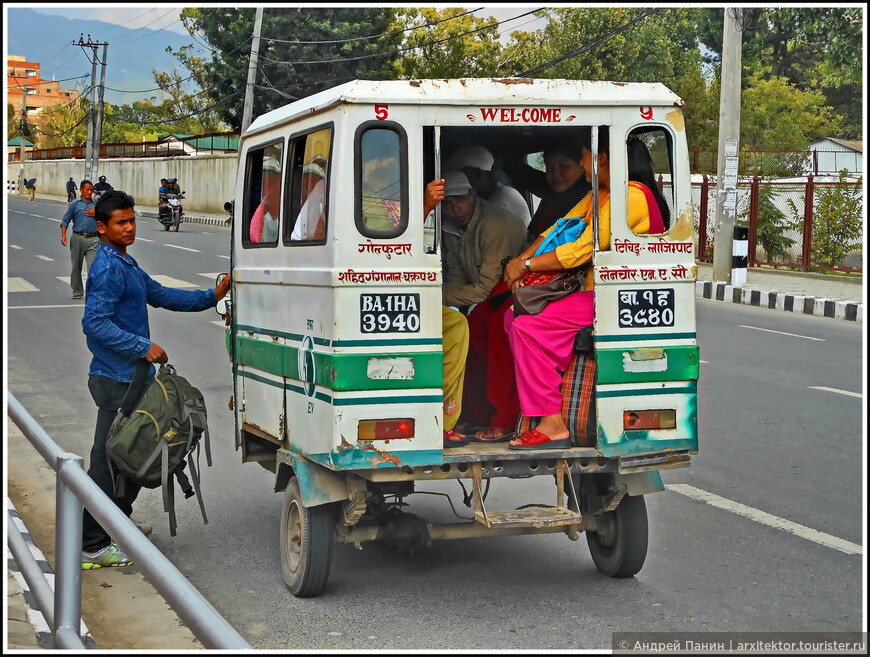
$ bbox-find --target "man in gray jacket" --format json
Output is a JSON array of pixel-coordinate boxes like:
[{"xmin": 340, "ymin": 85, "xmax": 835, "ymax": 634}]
[{"xmin": 440, "ymin": 170, "xmax": 526, "ymax": 313}]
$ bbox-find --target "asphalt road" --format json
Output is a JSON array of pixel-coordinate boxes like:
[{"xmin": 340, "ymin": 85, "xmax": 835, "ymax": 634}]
[{"xmin": 5, "ymin": 197, "xmax": 865, "ymax": 650}]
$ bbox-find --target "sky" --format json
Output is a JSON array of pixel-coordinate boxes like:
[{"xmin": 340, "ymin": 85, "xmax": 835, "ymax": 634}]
[{"xmin": 28, "ymin": 5, "xmax": 549, "ymax": 39}]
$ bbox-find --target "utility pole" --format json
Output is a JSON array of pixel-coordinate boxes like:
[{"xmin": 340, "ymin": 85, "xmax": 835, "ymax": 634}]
[
  {"xmin": 93, "ymin": 42, "xmax": 109, "ymax": 181},
  {"xmin": 17, "ymin": 77, "xmax": 27, "ymax": 196},
  {"xmin": 241, "ymin": 7, "xmax": 264, "ymax": 133},
  {"xmin": 711, "ymin": 8, "xmax": 744, "ymax": 282},
  {"xmin": 75, "ymin": 34, "xmax": 109, "ymax": 182}
]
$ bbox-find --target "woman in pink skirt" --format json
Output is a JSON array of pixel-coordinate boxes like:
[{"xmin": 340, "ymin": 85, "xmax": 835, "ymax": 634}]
[{"xmin": 502, "ymin": 130, "xmax": 669, "ymax": 449}]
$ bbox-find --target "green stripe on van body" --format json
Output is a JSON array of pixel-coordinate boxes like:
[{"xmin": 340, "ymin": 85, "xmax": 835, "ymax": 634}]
[
  {"xmin": 597, "ymin": 345, "xmax": 699, "ymax": 385},
  {"xmin": 237, "ymin": 369, "xmax": 440, "ymax": 406},
  {"xmin": 596, "ymin": 381, "xmax": 697, "ymax": 398},
  {"xmin": 234, "ymin": 335, "xmax": 443, "ymax": 391},
  {"xmin": 595, "ymin": 332, "xmax": 696, "ymax": 343}
]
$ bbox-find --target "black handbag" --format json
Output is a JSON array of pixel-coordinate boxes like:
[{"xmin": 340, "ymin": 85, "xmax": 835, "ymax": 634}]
[{"xmin": 512, "ymin": 270, "xmax": 583, "ymax": 316}]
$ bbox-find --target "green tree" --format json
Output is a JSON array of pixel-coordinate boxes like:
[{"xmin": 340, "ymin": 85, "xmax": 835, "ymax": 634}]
[
  {"xmin": 740, "ymin": 74, "xmax": 842, "ymax": 151},
  {"xmin": 802, "ymin": 171, "xmax": 863, "ymax": 270},
  {"xmin": 174, "ymin": 7, "xmax": 402, "ymax": 131},
  {"xmin": 515, "ymin": 8, "xmax": 703, "ymax": 88},
  {"xmin": 393, "ymin": 7, "xmax": 505, "ymax": 78},
  {"xmin": 31, "ymin": 97, "xmax": 90, "ymax": 148},
  {"xmin": 748, "ymin": 184, "xmax": 799, "ymax": 264}
]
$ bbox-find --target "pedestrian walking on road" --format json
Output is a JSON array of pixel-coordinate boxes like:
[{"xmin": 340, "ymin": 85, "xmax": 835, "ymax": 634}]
[
  {"xmin": 80, "ymin": 189, "xmax": 230, "ymax": 569},
  {"xmin": 60, "ymin": 180, "xmax": 98, "ymax": 299}
]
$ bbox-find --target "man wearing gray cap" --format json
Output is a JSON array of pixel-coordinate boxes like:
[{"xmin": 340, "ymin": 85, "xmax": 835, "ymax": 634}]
[
  {"xmin": 440, "ymin": 169, "xmax": 526, "ymax": 312},
  {"xmin": 450, "ymin": 145, "xmax": 532, "ymax": 228}
]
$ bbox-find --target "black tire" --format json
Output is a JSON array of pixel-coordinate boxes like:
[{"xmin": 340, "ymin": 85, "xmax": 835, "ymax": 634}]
[
  {"xmin": 174, "ymin": 222, "xmax": 180, "ymax": 232},
  {"xmin": 586, "ymin": 494, "xmax": 648, "ymax": 578},
  {"xmin": 164, "ymin": 223, "xmax": 170, "ymax": 231},
  {"xmin": 280, "ymin": 476, "xmax": 334, "ymax": 597}
]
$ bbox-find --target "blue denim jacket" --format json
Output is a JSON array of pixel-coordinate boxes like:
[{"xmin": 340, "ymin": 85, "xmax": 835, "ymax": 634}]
[{"xmin": 82, "ymin": 242, "xmax": 217, "ymax": 382}]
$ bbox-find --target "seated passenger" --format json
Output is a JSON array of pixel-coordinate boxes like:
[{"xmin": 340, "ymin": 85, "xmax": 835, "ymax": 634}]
[
  {"xmin": 250, "ymin": 156, "xmax": 282, "ymax": 243},
  {"xmin": 503, "ymin": 140, "xmax": 592, "ymax": 241},
  {"xmin": 439, "ymin": 170, "xmax": 526, "ymax": 313},
  {"xmin": 502, "ymin": 129, "xmax": 669, "ymax": 450},
  {"xmin": 291, "ymin": 159, "xmax": 327, "ymax": 241},
  {"xmin": 449, "ymin": 145, "xmax": 532, "ymax": 228}
]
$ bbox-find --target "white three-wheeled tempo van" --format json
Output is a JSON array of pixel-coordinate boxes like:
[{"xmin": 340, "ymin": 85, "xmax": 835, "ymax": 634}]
[{"xmin": 220, "ymin": 78, "xmax": 699, "ymax": 597}]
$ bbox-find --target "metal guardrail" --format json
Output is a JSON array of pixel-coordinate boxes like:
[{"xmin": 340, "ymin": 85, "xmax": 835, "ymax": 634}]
[{"xmin": 7, "ymin": 393, "xmax": 251, "ymax": 650}]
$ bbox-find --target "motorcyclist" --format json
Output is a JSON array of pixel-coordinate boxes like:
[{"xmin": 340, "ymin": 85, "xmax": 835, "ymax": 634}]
[
  {"xmin": 158, "ymin": 178, "xmax": 170, "ymax": 221},
  {"xmin": 168, "ymin": 177, "xmax": 182, "ymax": 195},
  {"xmin": 93, "ymin": 175, "xmax": 113, "ymax": 197}
]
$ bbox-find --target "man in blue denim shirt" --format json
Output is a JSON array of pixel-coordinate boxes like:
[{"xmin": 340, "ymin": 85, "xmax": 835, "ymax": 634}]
[
  {"xmin": 60, "ymin": 179, "xmax": 98, "ymax": 299},
  {"xmin": 80, "ymin": 190, "xmax": 231, "ymax": 569}
]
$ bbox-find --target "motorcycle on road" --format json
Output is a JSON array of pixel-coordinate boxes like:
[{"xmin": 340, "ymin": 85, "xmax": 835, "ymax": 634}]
[{"xmin": 158, "ymin": 192, "xmax": 186, "ymax": 231}]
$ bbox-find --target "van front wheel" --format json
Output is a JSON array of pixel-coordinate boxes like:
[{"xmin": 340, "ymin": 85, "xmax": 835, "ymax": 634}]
[
  {"xmin": 280, "ymin": 476, "xmax": 334, "ymax": 597},
  {"xmin": 586, "ymin": 494, "xmax": 648, "ymax": 578}
]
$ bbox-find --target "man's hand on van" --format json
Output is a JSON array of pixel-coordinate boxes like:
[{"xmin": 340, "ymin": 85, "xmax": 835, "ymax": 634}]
[
  {"xmin": 214, "ymin": 272, "xmax": 231, "ymax": 300},
  {"xmin": 424, "ymin": 179, "xmax": 445, "ymax": 218}
]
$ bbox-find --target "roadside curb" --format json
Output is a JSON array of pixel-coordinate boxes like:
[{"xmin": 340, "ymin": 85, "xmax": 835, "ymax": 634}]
[
  {"xmin": 6, "ymin": 499, "xmax": 98, "ymax": 650},
  {"xmin": 696, "ymin": 280, "xmax": 863, "ymax": 323}
]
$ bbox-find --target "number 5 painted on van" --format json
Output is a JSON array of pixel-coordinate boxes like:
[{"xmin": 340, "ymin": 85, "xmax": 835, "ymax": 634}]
[{"xmin": 375, "ymin": 104, "xmax": 389, "ymax": 120}]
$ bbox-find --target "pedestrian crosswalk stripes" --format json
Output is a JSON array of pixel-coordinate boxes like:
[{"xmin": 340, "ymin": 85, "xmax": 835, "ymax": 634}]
[
  {"xmin": 9, "ymin": 274, "xmax": 218, "ymax": 296},
  {"xmin": 8, "ymin": 277, "xmax": 39, "ymax": 292}
]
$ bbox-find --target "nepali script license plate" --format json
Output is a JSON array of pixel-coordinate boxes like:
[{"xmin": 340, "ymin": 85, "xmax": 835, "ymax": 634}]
[
  {"xmin": 618, "ymin": 288, "xmax": 675, "ymax": 328},
  {"xmin": 360, "ymin": 294, "xmax": 421, "ymax": 333}
]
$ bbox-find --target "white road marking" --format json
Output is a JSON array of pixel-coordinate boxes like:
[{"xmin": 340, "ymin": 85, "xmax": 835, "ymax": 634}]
[
  {"xmin": 10, "ymin": 245, "xmax": 22, "ymax": 250},
  {"xmin": 808, "ymin": 386, "xmax": 862, "ymax": 399},
  {"xmin": 136, "ymin": 237, "xmax": 155, "ymax": 242},
  {"xmin": 35, "ymin": 255, "xmax": 54, "ymax": 261},
  {"xmin": 667, "ymin": 483, "xmax": 862, "ymax": 555},
  {"xmin": 217, "ymin": 255, "xmax": 230, "ymax": 259},
  {"xmin": 165, "ymin": 244, "xmax": 200, "ymax": 252},
  {"xmin": 7, "ymin": 304, "xmax": 84, "ymax": 309},
  {"xmin": 150, "ymin": 275, "xmax": 197, "ymax": 288},
  {"xmin": 57, "ymin": 275, "xmax": 87, "ymax": 285},
  {"xmin": 199, "ymin": 273, "xmax": 224, "ymax": 280},
  {"xmin": 739, "ymin": 325, "xmax": 824, "ymax": 341},
  {"xmin": 211, "ymin": 320, "xmax": 226, "ymax": 327},
  {"xmin": 8, "ymin": 278, "xmax": 39, "ymax": 292}
]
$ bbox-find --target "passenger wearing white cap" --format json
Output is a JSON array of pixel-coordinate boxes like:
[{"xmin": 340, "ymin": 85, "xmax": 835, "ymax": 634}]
[
  {"xmin": 450, "ymin": 145, "xmax": 532, "ymax": 228},
  {"xmin": 250, "ymin": 155, "xmax": 282, "ymax": 243},
  {"xmin": 290, "ymin": 160, "xmax": 327, "ymax": 241},
  {"xmin": 438, "ymin": 169, "xmax": 526, "ymax": 312}
]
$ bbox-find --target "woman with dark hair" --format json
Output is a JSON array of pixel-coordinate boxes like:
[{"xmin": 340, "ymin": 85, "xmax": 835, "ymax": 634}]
[
  {"xmin": 501, "ymin": 128, "xmax": 665, "ymax": 450},
  {"xmin": 627, "ymin": 134, "xmax": 670, "ymax": 230},
  {"xmin": 504, "ymin": 137, "xmax": 592, "ymax": 240}
]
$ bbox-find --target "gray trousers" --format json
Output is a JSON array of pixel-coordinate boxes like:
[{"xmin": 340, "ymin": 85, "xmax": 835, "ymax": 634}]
[{"xmin": 70, "ymin": 234, "xmax": 99, "ymax": 297}]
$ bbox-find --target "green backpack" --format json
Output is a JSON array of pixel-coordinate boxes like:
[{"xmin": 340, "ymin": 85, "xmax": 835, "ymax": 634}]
[{"xmin": 106, "ymin": 360, "xmax": 212, "ymax": 536}]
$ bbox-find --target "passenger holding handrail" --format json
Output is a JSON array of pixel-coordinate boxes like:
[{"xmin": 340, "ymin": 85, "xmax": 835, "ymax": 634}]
[
  {"xmin": 424, "ymin": 177, "xmax": 471, "ymax": 448},
  {"xmin": 502, "ymin": 129, "xmax": 669, "ymax": 450}
]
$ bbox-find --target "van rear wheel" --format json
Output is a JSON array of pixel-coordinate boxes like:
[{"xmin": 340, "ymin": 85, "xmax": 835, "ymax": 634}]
[
  {"xmin": 280, "ymin": 476, "xmax": 334, "ymax": 597},
  {"xmin": 586, "ymin": 494, "xmax": 648, "ymax": 577}
]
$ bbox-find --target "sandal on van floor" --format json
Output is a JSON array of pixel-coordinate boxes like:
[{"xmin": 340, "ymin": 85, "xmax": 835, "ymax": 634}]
[
  {"xmin": 508, "ymin": 428, "xmax": 572, "ymax": 450},
  {"xmin": 443, "ymin": 430, "xmax": 470, "ymax": 448},
  {"xmin": 471, "ymin": 427, "xmax": 515, "ymax": 443}
]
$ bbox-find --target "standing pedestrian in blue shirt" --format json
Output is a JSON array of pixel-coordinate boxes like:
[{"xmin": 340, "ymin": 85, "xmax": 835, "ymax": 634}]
[
  {"xmin": 61, "ymin": 179, "xmax": 98, "ymax": 299},
  {"xmin": 80, "ymin": 189, "xmax": 231, "ymax": 569}
]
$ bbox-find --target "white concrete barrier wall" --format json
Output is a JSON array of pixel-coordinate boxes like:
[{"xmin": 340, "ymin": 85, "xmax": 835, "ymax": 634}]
[{"xmin": 7, "ymin": 153, "xmax": 240, "ymax": 216}]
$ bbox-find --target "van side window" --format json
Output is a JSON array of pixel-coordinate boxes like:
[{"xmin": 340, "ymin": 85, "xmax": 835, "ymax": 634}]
[
  {"xmin": 355, "ymin": 123, "xmax": 408, "ymax": 237},
  {"xmin": 243, "ymin": 142, "xmax": 284, "ymax": 246},
  {"xmin": 287, "ymin": 126, "xmax": 332, "ymax": 243},
  {"xmin": 627, "ymin": 128, "xmax": 673, "ymax": 234}
]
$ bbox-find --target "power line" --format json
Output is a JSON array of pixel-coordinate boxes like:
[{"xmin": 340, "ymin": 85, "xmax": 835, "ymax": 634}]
[
  {"xmin": 264, "ymin": 7, "xmax": 486, "ymax": 45},
  {"xmin": 260, "ymin": 9, "xmax": 541, "ymax": 67},
  {"xmin": 518, "ymin": 8, "xmax": 663, "ymax": 77}
]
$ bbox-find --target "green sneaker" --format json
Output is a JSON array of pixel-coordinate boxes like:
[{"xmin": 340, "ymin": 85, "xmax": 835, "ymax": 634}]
[{"xmin": 81, "ymin": 541, "xmax": 133, "ymax": 570}]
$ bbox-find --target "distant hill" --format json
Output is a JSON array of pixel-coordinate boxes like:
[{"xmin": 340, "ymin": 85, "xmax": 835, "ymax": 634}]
[{"xmin": 6, "ymin": 8, "xmax": 201, "ymax": 106}]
